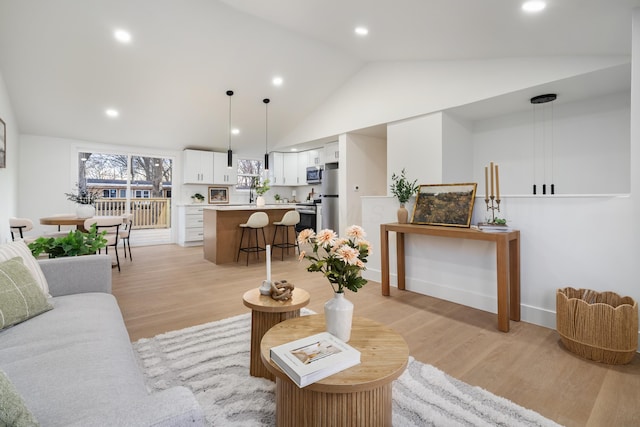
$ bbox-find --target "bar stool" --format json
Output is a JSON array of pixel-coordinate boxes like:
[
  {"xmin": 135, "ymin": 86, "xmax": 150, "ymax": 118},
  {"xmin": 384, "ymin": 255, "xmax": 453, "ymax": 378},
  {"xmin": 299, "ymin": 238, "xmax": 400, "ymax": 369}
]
[
  {"xmin": 237, "ymin": 212, "xmax": 269, "ymax": 266},
  {"xmin": 271, "ymin": 210, "xmax": 300, "ymax": 260}
]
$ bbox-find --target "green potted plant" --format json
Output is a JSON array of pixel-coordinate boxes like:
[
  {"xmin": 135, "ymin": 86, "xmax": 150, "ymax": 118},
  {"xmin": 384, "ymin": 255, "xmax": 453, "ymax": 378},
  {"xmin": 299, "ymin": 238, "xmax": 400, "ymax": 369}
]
[
  {"xmin": 191, "ymin": 193, "xmax": 205, "ymax": 204},
  {"xmin": 390, "ymin": 169, "xmax": 419, "ymax": 224},
  {"xmin": 65, "ymin": 185, "xmax": 101, "ymax": 218},
  {"xmin": 274, "ymin": 194, "xmax": 281, "ymax": 203},
  {"xmin": 254, "ymin": 178, "xmax": 270, "ymax": 206},
  {"xmin": 28, "ymin": 224, "xmax": 108, "ymax": 258}
]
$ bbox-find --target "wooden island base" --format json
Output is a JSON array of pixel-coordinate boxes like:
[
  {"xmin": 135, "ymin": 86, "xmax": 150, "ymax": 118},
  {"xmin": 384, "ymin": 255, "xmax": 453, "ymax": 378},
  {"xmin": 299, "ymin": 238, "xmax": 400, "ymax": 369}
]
[{"xmin": 203, "ymin": 206, "xmax": 298, "ymax": 264}]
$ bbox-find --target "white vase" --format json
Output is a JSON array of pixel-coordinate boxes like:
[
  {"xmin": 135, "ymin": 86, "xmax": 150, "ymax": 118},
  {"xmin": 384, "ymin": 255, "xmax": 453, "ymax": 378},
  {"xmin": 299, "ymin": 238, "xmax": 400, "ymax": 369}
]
[
  {"xmin": 256, "ymin": 196, "xmax": 266, "ymax": 207},
  {"xmin": 324, "ymin": 292, "xmax": 354, "ymax": 342},
  {"xmin": 76, "ymin": 204, "xmax": 95, "ymax": 219}
]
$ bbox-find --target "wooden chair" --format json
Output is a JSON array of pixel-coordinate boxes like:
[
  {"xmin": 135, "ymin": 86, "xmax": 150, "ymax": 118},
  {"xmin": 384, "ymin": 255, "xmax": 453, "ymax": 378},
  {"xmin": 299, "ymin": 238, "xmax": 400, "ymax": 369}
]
[
  {"xmin": 271, "ymin": 210, "xmax": 300, "ymax": 260},
  {"xmin": 84, "ymin": 217, "xmax": 122, "ymax": 271},
  {"xmin": 236, "ymin": 212, "xmax": 269, "ymax": 266}
]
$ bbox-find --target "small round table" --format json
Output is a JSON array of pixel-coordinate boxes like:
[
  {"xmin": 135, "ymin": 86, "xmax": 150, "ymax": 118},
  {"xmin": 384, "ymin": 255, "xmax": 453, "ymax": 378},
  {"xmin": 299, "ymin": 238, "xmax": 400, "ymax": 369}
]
[
  {"xmin": 242, "ymin": 287, "xmax": 310, "ymax": 380},
  {"xmin": 260, "ymin": 315, "xmax": 409, "ymax": 427}
]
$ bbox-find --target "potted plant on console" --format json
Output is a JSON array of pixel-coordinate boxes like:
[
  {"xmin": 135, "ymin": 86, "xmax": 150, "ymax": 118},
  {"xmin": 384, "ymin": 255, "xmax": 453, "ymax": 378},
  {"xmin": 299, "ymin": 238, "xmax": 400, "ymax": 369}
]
[
  {"xmin": 191, "ymin": 193, "xmax": 205, "ymax": 204},
  {"xmin": 66, "ymin": 185, "xmax": 101, "ymax": 219},
  {"xmin": 390, "ymin": 169, "xmax": 419, "ymax": 224}
]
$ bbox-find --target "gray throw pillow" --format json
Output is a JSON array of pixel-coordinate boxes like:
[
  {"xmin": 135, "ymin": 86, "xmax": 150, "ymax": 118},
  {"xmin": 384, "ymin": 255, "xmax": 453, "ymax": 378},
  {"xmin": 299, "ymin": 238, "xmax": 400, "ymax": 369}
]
[
  {"xmin": 0, "ymin": 369, "xmax": 39, "ymax": 426},
  {"xmin": 0, "ymin": 257, "xmax": 53, "ymax": 330}
]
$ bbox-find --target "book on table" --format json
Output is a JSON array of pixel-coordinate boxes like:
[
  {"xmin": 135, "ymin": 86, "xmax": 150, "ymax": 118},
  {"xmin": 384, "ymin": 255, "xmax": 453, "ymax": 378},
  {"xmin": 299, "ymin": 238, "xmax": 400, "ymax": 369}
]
[{"xmin": 269, "ymin": 332, "xmax": 361, "ymax": 388}]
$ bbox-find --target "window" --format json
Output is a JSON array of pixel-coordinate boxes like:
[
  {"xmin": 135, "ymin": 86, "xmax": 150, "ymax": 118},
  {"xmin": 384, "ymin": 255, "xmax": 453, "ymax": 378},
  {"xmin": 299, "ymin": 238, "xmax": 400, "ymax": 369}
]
[
  {"xmin": 135, "ymin": 190, "xmax": 150, "ymax": 198},
  {"xmin": 236, "ymin": 158, "xmax": 263, "ymax": 190},
  {"xmin": 102, "ymin": 189, "xmax": 118, "ymax": 198}
]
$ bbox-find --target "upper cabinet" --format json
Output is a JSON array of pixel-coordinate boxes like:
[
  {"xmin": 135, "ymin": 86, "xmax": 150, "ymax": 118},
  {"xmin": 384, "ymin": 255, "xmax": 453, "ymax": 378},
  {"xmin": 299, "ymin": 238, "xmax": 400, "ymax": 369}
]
[
  {"xmin": 268, "ymin": 152, "xmax": 285, "ymax": 185},
  {"xmin": 212, "ymin": 152, "xmax": 237, "ymax": 185},
  {"xmin": 268, "ymin": 151, "xmax": 310, "ymax": 186},
  {"xmin": 183, "ymin": 149, "xmax": 214, "ymax": 184},
  {"xmin": 324, "ymin": 142, "xmax": 339, "ymax": 164},
  {"xmin": 306, "ymin": 149, "xmax": 324, "ymax": 167}
]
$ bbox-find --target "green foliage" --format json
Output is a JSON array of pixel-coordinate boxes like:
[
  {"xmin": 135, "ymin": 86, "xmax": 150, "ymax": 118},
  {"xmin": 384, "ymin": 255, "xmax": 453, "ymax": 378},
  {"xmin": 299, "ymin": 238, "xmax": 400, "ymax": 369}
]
[
  {"xmin": 255, "ymin": 178, "xmax": 271, "ymax": 196},
  {"xmin": 28, "ymin": 224, "xmax": 108, "ymax": 258},
  {"xmin": 65, "ymin": 184, "xmax": 101, "ymax": 205},
  {"xmin": 390, "ymin": 169, "xmax": 419, "ymax": 204},
  {"xmin": 192, "ymin": 193, "xmax": 205, "ymax": 201},
  {"xmin": 493, "ymin": 218, "xmax": 507, "ymax": 225}
]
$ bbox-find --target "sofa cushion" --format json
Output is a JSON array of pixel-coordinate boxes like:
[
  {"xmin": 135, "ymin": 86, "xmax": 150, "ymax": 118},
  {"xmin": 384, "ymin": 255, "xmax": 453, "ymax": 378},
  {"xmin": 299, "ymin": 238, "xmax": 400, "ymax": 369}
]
[
  {"xmin": 0, "ymin": 293, "xmax": 148, "ymax": 427},
  {"xmin": 0, "ymin": 241, "xmax": 50, "ymax": 298},
  {"xmin": 0, "ymin": 257, "xmax": 53, "ymax": 330},
  {"xmin": 0, "ymin": 369, "xmax": 39, "ymax": 427}
]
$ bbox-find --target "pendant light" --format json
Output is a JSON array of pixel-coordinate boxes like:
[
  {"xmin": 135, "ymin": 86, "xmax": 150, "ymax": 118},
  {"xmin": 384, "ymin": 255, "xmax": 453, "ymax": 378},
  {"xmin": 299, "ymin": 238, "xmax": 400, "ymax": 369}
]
[
  {"xmin": 263, "ymin": 98, "xmax": 270, "ymax": 171},
  {"xmin": 530, "ymin": 93, "xmax": 557, "ymax": 195},
  {"xmin": 226, "ymin": 90, "xmax": 234, "ymax": 169}
]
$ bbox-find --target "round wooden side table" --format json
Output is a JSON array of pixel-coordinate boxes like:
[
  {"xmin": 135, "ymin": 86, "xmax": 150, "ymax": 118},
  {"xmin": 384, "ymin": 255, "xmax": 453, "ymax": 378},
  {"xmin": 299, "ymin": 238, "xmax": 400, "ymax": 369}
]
[
  {"xmin": 260, "ymin": 314, "xmax": 409, "ymax": 427},
  {"xmin": 242, "ymin": 287, "xmax": 310, "ymax": 380}
]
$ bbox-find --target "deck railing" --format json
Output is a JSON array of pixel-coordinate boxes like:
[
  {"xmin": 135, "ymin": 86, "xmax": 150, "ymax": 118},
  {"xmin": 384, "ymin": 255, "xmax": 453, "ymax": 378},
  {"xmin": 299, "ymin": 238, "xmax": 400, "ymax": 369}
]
[{"xmin": 95, "ymin": 198, "xmax": 171, "ymax": 229}]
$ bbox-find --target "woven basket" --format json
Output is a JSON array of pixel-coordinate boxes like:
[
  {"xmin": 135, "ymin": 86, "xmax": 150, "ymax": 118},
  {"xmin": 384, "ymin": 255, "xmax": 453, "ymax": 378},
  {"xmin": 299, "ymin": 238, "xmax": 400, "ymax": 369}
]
[{"xmin": 556, "ymin": 287, "xmax": 638, "ymax": 365}]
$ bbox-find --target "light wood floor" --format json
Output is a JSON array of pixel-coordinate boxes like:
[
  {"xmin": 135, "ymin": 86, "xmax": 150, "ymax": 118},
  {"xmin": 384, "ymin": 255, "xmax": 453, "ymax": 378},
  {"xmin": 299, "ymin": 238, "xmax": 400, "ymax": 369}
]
[{"xmin": 111, "ymin": 244, "xmax": 640, "ymax": 427}]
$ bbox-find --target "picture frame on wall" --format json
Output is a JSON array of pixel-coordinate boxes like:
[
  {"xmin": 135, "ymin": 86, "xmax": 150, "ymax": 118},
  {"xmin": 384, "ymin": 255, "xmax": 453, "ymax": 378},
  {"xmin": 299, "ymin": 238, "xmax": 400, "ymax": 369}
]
[
  {"xmin": 208, "ymin": 186, "xmax": 229, "ymax": 204},
  {"xmin": 411, "ymin": 183, "xmax": 477, "ymax": 227},
  {"xmin": 0, "ymin": 117, "xmax": 5, "ymax": 168}
]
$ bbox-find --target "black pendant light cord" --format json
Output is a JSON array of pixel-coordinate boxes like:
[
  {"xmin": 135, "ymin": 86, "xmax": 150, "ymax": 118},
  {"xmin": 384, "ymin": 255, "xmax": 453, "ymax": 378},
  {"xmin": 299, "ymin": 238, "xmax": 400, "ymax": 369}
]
[{"xmin": 263, "ymin": 98, "xmax": 270, "ymax": 171}]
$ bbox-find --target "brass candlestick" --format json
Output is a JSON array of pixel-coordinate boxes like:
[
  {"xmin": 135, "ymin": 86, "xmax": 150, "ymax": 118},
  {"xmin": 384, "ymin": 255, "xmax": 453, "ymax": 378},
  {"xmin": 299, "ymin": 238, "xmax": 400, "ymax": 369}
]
[{"xmin": 485, "ymin": 195, "xmax": 501, "ymax": 223}]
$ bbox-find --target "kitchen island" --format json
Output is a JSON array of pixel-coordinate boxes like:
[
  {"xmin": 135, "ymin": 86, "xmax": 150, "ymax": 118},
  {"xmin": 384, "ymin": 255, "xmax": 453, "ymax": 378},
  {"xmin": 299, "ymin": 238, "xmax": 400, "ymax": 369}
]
[{"xmin": 203, "ymin": 204, "xmax": 298, "ymax": 265}]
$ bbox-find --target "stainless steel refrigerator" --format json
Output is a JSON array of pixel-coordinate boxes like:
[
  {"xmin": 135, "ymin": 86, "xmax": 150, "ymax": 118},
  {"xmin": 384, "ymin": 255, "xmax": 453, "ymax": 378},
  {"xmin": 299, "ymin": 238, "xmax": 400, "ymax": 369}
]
[{"xmin": 322, "ymin": 164, "xmax": 339, "ymax": 232}]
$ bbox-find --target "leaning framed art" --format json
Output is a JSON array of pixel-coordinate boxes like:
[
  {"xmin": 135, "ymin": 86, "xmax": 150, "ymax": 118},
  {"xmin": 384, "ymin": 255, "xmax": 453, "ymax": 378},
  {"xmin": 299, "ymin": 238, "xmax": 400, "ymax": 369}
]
[
  {"xmin": 208, "ymin": 186, "xmax": 229, "ymax": 204},
  {"xmin": 0, "ymin": 117, "xmax": 5, "ymax": 168},
  {"xmin": 411, "ymin": 183, "xmax": 477, "ymax": 227}
]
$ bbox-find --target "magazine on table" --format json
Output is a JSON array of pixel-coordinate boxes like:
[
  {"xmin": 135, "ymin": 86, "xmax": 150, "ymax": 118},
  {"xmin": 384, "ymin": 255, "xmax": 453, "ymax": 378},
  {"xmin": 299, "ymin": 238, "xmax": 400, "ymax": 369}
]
[{"xmin": 269, "ymin": 332, "xmax": 361, "ymax": 388}]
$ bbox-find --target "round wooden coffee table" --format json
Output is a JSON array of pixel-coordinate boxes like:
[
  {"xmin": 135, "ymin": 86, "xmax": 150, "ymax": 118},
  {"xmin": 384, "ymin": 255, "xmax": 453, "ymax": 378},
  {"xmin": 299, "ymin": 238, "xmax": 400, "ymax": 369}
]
[
  {"xmin": 242, "ymin": 287, "xmax": 310, "ymax": 380},
  {"xmin": 260, "ymin": 314, "xmax": 409, "ymax": 427}
]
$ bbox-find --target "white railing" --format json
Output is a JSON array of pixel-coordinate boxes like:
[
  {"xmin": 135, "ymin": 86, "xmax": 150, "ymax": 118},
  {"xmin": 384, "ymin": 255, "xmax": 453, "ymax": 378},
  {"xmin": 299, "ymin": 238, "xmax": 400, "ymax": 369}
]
[{"xmin": 95, "ymin": 198, "xmax": 171, "ymax": 229}]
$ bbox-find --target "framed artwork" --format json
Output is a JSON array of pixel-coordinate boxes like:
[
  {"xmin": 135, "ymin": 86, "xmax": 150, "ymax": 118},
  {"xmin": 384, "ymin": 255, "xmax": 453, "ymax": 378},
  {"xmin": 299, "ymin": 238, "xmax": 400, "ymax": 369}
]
[
  {"xmin": 0, "ymin": 117, "xmax": 5, "ymax": 168},
  {"xmin": 208, "ymin": 186, "xmax": 229, "ymax": 204},
  {"xmin": 411, "ymin": 183, "xmax": 477, "ymax": 227}
]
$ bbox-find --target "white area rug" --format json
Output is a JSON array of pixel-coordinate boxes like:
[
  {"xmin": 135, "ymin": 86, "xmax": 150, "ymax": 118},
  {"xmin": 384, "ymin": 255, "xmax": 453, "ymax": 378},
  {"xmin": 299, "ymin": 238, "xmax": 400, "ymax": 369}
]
[{"xmin": 133, "ymin": 311, "xmax": 562, "ymax": 427}]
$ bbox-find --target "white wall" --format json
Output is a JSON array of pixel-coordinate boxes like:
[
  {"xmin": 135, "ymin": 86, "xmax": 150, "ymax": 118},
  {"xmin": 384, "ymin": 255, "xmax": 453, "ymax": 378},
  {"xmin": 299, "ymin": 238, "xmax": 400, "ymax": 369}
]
[
  {"xmin": 0, "ymin": 71, "xmax": 19, "ymax": 243},
  {"xmin": 442, "ymin": 113, "xmax": 474, "ymax": 183},
  {"xmin": 344, "ymin": 133, "xmax": 386, "ymax": 229}
]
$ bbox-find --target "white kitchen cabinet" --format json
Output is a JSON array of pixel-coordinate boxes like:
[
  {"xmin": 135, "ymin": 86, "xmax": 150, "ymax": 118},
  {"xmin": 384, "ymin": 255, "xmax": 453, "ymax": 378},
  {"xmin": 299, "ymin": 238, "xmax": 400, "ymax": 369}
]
[
  {"xmin": 283, "ymin": 152, "xmax": 298, "ymax": 185},
  {"xmin": 268, "ymin": 152, "xmax": 285, "ymax": 185},
  {"xmin": 213, "ymin": 152, "xmax": 237, "ymax": 185},
  {"xmin": 178, "ymin": 205, "xmax": 205, "ymax": 246},
  {"xmin": 324, "ymin": 142, "xmax": 339, "ymax": 164},
  {"xmin": 296, "ymin": 152, "xmax": 308, "ymax": 185},
  {"xmin": 183, "ymin": 149, "xmax": 214, "ymax": 184},
  {"xmin": 306, "ymin": 149, "xmax": 324, "ymax": 167}
]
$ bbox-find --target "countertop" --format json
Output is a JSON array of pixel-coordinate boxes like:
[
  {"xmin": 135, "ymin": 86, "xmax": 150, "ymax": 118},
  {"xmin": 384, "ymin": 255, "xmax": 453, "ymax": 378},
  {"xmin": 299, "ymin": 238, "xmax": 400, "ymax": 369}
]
[{"xmin": 203, "ymin": 204, "xmax": 298, "ymax": 211}]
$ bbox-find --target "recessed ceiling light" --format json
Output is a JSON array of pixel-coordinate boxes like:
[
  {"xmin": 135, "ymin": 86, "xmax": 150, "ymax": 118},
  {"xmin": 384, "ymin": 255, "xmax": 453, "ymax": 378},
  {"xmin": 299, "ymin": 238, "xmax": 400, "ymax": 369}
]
[
  {"xmin": 272, "ymin": 76, "xmax": 284, "ymax": 86},
  {"xmin": 105, "ymin": 109, "xmax": 119, "ymax": 118},
  {"xmin": 522, "ymin": 1, "xmax": 546, "ymax": 13},
  {"xmin": 231, "ymin": 128, "xmax": 240, "ymax": 135},
  {"xmin": 290, "ymin": 148, "xmax": 298, "ymax": 152},
  {"xmin": 114, "ymin": 29, "xmax": 132, "ymax": 43},
  {"xmin": 354, "ymin": 26, "xmax": 369, "ymax": 36}
]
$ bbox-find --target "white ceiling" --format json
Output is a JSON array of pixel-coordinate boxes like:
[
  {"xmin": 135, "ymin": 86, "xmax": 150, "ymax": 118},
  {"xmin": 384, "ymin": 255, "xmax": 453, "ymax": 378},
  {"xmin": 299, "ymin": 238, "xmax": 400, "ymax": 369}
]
[{"xmin": 0, "ymin": 0, "xmax": 638, "ymax": 157}]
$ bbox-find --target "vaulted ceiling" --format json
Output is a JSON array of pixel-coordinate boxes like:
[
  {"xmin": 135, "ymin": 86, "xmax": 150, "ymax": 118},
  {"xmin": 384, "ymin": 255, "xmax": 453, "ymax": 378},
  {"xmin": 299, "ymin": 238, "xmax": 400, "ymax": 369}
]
[{"xmin": 0, "ymin": 0, "xmax": 638, "ymax": 157}]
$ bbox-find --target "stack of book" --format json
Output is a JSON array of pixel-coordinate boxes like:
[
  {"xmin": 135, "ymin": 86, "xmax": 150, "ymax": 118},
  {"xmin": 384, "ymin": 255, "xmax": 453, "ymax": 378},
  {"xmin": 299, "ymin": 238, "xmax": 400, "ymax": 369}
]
[
  {"xmin": 477, "ymin": 223, "xmax": 513, "ymax": 232},
  {"xmin": 269, "ymin": 332, "xmax": 361, "ymax": 388}
]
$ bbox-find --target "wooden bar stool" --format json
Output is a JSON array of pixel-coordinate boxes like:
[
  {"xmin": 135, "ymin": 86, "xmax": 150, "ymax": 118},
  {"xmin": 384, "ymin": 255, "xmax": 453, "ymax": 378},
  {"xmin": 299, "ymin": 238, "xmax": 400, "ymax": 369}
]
[
  {"xmin": 237, "ymin": 212, "xmax": 269, "ymax": 265},
  {"xmin": 271, "ymin": 210, "xmax": 300, "ymax": 260}
]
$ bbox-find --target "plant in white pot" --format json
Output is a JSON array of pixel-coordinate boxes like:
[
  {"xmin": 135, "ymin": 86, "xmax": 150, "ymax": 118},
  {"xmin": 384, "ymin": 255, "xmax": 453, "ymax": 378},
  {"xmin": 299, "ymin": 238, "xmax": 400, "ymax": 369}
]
[
  {"xmin": 297, "ymin": 225, "xmax": 370, "ymax": 342},
  {"xmin": 65, "ymin": 185, "xmax": 101, "ymax": 219},
  {"xmin": 191, "ymin": 193, "xmax": 205, "ymax": 204},
  {"xmin": 254, "ymin": 178, "xmax": 270, "ymax": 207},
  {"xmin": 390, "ymin": 169, "xmax": 419, "ymax": 224}
]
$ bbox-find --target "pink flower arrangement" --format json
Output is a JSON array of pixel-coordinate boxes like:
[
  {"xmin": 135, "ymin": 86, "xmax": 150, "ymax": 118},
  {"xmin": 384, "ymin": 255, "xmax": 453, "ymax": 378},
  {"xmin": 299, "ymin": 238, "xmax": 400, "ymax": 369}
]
[{"xmin": 297, "ymin": 225, "xmax": 371, "ymax": 293}]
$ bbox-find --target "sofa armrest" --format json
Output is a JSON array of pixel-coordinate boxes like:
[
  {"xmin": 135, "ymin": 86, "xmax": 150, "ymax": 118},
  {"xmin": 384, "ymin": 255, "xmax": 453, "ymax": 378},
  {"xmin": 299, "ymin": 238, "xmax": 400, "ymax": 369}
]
[
  {"xmin": 66, "ymin": 387, "xmax": 206, "ymax": 427},
  {"xmin": 38, "ymin": 255, "xmax": 112, "ymax": 297}
]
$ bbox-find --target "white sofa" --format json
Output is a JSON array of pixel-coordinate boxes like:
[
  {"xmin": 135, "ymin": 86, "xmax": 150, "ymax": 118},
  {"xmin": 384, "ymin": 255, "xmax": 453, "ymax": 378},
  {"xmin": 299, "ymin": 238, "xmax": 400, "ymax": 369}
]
[{"xmin": 0, "ymin": 252, "xmax": 205, "ymax": 426}]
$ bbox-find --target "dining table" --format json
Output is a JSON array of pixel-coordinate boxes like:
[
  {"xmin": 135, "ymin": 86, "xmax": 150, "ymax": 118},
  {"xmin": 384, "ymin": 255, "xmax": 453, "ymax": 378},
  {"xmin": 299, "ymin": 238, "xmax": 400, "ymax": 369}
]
[{"xmin": 40, "ymin": 215, "xmax": 125, "ymax": 232}]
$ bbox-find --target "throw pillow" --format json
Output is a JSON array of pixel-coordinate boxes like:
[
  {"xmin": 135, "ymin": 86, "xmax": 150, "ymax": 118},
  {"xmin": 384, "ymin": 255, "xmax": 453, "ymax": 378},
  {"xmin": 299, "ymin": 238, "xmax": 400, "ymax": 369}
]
[
  {"xmin": 0, "ymin": 240, "xmax": 50, "ymax": 298},
  {"xmin": 0, "ymin": 257, "xmax": 53, "ymax": 330},
  {"xmin": 0, "ymin": 369, "xmax": 40, "ymax": 427}
]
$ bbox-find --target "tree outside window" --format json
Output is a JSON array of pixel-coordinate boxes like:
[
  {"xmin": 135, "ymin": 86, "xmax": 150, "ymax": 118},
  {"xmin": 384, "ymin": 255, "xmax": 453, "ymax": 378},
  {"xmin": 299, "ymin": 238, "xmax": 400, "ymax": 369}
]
[{"xmin": 236, "ymin": 158, "xmax": 263, "ymax": 190}]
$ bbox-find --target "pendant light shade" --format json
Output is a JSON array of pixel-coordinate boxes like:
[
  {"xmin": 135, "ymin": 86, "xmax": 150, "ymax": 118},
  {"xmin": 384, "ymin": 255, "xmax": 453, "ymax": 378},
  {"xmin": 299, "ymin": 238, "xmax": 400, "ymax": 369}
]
[
  {"xmin": 226, "ymin": 90, "xmax": 234, "ymax": 169},
  {"xmin": 263, "ymin": 98, "xmax": 270, "ymax": 171}
]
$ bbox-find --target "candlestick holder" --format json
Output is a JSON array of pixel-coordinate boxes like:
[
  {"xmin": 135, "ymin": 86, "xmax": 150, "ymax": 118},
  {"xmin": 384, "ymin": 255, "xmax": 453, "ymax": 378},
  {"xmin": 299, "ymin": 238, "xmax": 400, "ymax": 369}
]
[{"xmin": 485, "ymin": 196, "xmax": 501, "ymax": 223}]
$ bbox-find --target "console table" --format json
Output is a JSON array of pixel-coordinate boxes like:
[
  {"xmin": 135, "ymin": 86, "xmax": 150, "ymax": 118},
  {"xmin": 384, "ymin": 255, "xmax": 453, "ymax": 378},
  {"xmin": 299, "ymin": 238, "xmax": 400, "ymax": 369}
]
[{"xmin": 380, "ymin": 223, "xmax": 520, "ymax": 332}]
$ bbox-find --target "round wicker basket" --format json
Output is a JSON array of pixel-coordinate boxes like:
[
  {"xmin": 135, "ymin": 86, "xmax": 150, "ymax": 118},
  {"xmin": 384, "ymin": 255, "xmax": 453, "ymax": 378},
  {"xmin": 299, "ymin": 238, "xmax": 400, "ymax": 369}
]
[{"xmin": 556, "ymin": 287, "xmax": 638, "ymax": 365}]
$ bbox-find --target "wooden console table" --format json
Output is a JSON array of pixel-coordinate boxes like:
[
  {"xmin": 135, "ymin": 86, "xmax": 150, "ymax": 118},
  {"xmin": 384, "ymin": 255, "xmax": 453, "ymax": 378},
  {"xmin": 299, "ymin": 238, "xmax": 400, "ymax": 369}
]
[{"xmin": 380, "ymin": 223, "xmax": 520, "ymax": 332}]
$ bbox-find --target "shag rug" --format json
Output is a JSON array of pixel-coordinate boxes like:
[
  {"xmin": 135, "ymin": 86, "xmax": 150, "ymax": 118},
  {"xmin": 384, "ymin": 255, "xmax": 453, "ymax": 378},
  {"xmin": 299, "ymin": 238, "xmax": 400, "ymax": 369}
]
[{"xmin": 133, "ymin": 311, "xmax": 562, "ymax": 427}]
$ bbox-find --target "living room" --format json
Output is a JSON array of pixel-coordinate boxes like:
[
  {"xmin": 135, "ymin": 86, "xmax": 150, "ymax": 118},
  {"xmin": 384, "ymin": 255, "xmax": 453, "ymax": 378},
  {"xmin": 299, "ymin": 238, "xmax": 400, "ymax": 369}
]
[{"xmin": 1, "ymin": 1, "xmax": 639, "ymax": 426}]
